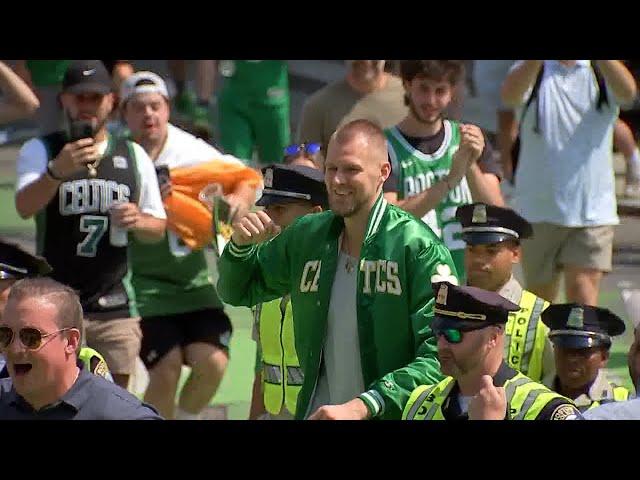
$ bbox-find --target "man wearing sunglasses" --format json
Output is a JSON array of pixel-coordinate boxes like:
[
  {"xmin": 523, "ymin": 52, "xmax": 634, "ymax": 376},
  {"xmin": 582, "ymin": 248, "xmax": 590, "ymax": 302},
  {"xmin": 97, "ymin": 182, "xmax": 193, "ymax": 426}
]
[
  {"xmin": 219, "ymin": 119, "xmax": 459, "ymax": 420},
  {"xmin": 456, "ymin": 203, "xmax": 554, "ymax": 384},
  {"xmin": 0, "ymin": 239, "xmax": 112, "ymax": 382},
  {"xmin": 0, "ymin": 277, "xmax": 161, "ymax": 419},
  {"xmin": 403, "ymin": 282, "xmax": 582, "ymax": 420},
  {"xmin": 249, "ymin": 163, "xmax": 328, "ymax": 420},
  {"xmin": 541, "ymin": 304, "xmax": 630, "ymax": 412},
  {"xmin": 283, "ymin": 142, "xmax": 322, "ymax": 169}
]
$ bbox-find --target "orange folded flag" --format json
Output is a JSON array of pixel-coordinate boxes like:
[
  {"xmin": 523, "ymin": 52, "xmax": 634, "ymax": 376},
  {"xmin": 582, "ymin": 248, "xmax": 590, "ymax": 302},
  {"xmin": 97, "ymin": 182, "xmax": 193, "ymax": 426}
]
[{"xmin": 163, "ymin": 159, "xmax": 262, "ymax": 250}]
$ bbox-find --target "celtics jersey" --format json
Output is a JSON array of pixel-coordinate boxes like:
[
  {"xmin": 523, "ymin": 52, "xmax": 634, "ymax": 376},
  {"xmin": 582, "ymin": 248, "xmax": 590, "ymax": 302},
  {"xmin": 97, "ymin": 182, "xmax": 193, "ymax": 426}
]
[
  {"xmin": 385, "ymin": 120, "xmax": 471, "ymax": 282},
  {"xmin": 37, "ymin": 133, "xmax": 140, "ymax": 319},
  {"xmin": 129, "ymin": 233, "xmax": 222, "ymax": 318},
  {"xmin": 219, "ymin": 60, "xmax": 289, "ymax": 105}
]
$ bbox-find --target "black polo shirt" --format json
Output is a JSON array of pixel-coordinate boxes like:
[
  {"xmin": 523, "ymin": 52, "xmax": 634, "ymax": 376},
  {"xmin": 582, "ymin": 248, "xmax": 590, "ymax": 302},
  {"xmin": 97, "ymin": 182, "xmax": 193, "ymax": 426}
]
[{"xmin": 0, "ymin": 365, "xmax": 162, "ymax": 420}]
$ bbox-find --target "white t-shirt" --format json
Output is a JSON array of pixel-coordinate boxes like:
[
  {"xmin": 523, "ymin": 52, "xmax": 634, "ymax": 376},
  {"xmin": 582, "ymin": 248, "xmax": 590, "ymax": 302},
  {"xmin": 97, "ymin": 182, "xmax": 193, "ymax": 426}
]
[
  {"xmin": 510, "ymin": 60, "xmax": 620, "ymax": 227},
  {"xmin": 15, "ymin": 135, "xmax": 166, "ymax": 220}
]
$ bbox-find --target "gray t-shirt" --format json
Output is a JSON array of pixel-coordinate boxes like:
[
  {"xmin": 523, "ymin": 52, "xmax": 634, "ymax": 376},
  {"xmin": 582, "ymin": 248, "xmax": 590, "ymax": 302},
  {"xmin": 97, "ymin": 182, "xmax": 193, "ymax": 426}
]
[{"xmin": 307, "ymin": 252, "xmax": 363, "ymax": 416}]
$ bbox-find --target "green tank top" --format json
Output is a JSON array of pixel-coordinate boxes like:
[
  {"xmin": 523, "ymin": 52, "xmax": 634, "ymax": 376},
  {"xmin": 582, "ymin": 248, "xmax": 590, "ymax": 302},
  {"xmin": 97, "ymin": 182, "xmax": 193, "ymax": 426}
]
[
  {"xmin": 219, "ymin": 60, "xmax": 289, "ymax": 105},
  {"xmin": 129, "ymin": 232, "xmax": 222, "ymax": 317},
  {"xmin": 26, "ymin": 60, "xmax": 71, "ymax": 87},
  {"xmin": 385, "ymin": 120, "xmax": 471, "ymax": 282}
]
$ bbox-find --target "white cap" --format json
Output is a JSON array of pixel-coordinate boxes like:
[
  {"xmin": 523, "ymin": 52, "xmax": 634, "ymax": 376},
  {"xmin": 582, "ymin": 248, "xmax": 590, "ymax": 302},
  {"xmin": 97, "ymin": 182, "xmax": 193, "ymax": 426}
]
[{"xmin": 119, "ymin": 71, "xmax": 169, "ymax": 104}]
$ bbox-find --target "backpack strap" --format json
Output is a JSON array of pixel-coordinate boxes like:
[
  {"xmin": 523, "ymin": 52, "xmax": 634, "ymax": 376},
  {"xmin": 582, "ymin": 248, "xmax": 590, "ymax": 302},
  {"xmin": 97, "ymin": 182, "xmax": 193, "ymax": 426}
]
[{"xmin": 590, "ymin": 61, "xmax": 609, "ymax": 111}]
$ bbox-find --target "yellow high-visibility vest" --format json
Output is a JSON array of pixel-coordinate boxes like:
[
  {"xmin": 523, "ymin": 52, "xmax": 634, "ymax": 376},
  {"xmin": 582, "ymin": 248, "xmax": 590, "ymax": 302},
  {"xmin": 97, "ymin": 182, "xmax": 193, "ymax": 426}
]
[
  {"xmin": 257, "ymin": 296, "xmax": 303, "ymax": 416},
  {"xmin": 505, "ymin": 290, "xmax": 550, "ymax": 382},
  {"xmin": 403, "ymin": 372, "xmax": 571, "ymax": 420}
]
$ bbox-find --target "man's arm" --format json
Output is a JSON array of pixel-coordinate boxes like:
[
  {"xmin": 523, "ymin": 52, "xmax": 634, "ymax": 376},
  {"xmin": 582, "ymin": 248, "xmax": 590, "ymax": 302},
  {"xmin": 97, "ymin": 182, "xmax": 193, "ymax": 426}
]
[
  {"xmin": 0, "ymin": 61, "xmax": 39, "ymax": 124},
  {"xmin": 501, "ymin": 61, "xmax": 544, "ymax": 108},
  {"xmin": 126, "ymin": 143, "xmax": 167, "ymax": 243},
  {"xmin": 466, "ymin": 136, "xmax": 505, "ymax": 206},
  {"xmin": 15, "ymin": 137, "xmax": 101, "ymax": 218},
  {"xmin": 363, "ymin": 243, "xmax": 459, "ymax": 420},
  {"xmin": 595, "ymin": 60, "xmax": 637, "ymax": 106},
  {"xmin": 217, "ymin": 210, "xmax": 294, "ymax": 307}
]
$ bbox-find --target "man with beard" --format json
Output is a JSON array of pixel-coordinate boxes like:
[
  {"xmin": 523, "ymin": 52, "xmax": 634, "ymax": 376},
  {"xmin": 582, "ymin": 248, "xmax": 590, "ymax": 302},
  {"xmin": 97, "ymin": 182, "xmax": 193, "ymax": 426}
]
[
  {"xmin": 14, "ymin": 60, "xmax": 167, "ymax": 390},
  {"xmin": 218, "ymin": 119, "xmax": 459, "ymax": 420},
  {"xmin": 541, "ymin": 304, "xmax": 630, "ymax": 412},
  {"xmin": 298, "ymin": 60, "xmax": 408, "ymax": 164},
  {"xmin": 403, "ymin": 282, "xmax": 582, "ymax": 420},
  {"xmin": 384, "ymin": 60, "xmax": 504, "ymax": 284},
  {"xmin": 456, "ymin": 203, "xmax": 554, "ymax": 384}
]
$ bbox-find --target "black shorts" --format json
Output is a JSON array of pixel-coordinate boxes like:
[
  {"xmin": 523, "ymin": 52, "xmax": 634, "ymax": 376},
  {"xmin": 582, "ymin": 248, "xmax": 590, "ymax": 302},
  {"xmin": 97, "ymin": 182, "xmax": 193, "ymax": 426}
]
[{"xmin": 140, "ymin": 308, "xmax": 233, "ymax": 369}]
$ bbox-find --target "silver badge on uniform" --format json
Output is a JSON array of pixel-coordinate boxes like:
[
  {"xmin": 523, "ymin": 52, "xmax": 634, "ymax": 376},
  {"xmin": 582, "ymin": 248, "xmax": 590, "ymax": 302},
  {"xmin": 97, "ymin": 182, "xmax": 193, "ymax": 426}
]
[
  {"xmin": 437, "ymin": 284, "xmax": 448, "ymax": 305},
  {"xmin": 264, "ymin": 168, "xmax": 273, "ymax": 188},
  {"xmin": 113, "ymin": 156, "xmax": 128, "ymax": 169},
  {"xmin": 472, "ymin": 204, "xmax": 487, "ymax": 224}
]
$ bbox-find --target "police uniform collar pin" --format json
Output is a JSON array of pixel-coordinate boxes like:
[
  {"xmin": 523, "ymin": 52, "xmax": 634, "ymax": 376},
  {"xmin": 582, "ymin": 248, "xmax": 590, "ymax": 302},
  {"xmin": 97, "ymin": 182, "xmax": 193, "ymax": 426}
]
[{"xmin": 472, "ymin": 204, "xmax": 487, "ymax": 224}]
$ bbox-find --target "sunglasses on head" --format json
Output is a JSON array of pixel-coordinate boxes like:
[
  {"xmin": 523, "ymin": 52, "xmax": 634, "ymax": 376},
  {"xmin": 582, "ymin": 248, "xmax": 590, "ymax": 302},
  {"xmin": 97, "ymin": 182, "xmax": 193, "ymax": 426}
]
[
  {"xmin": 0, "ymin": 326, "xmax": 73, "ymax": 350},
  {"xmin": 284, "ymin": 142, "xmax": 321, "ymax": 157},
  {"xmin": 431, "ymin": 316, "xmax": 494, "ymax": 344}
]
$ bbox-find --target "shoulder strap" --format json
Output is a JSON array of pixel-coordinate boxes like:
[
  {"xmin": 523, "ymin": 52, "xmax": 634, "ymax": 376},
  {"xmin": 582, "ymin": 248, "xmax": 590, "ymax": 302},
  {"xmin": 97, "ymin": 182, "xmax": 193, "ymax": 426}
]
[
  {"xmin": 590, "ymin": 62, "xmax": 609, "ymax": 111},
  {"xmin": 520, "ymin": 65, "xmax": 545, "ymax": 134}
]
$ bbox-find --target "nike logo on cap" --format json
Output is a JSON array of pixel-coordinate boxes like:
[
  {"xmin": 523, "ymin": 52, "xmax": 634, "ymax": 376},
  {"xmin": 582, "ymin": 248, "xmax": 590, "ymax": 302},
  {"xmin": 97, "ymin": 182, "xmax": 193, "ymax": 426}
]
[{"xmin": 82, "ymin": 69, "xmax": 96, "ymax": 76}]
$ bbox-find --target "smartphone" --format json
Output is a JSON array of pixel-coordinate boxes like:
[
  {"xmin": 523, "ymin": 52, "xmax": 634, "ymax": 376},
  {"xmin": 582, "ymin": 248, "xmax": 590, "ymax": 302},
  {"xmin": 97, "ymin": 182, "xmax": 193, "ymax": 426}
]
[
  {"xmin": 155, "ymin": 165, "xmax": 171, "ymax": 190},
  {"xmin": 214, "ymin": 196, "xmax": 234, "ymax": 224},
  {"xmin": 68, "ymin": 120, "xmax": 95, "ymax": 142}
]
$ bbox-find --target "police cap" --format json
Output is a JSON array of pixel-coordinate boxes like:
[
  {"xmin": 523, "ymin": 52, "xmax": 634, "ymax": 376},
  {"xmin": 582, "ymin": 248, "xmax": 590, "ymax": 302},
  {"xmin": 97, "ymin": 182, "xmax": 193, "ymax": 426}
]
[
  {"xmin": 432, "ymin": 281, "xmax": 520, "ymax": 327},
  {"xmin": 541, "ymin": 303, "xmax": 625, "ymax": 350},
  {"xmin": 257, "ymin": 164, "xmax": 328, "ymax": 209},
  {"xmin": 0, "ymin": 239, "xmax": 51, "ymax": 280},
  {"xmin": 456, "ymin": 203, "xmax": 533, "ymax": 245}
]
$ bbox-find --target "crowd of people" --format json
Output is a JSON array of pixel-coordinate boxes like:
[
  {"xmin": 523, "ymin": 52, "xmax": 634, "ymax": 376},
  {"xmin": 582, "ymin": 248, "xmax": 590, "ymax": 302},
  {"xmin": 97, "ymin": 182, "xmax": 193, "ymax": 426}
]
[{"xmin": 1, "ymin": 59, "xmax": 639, "ymax": 420}]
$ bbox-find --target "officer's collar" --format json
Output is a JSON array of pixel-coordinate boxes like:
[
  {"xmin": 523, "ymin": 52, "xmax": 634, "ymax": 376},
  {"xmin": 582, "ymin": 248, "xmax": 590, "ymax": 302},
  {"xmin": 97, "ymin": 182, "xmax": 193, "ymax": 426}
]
[
  {"xmin": 497, "ymin": 276, "xmax": 523, "ymax": 305},
  {"xmin": 5, "ymin": 361, "xmax": 91, "ymax": 412},
  {"xmin": 557, "ymin": 370, "xmax": 615, "ymax": 406}
]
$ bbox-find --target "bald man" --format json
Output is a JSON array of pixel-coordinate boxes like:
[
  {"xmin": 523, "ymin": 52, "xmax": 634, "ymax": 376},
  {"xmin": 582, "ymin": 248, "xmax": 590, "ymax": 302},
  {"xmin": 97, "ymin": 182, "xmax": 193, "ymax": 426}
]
[{"xmin": 217, "ymin": 119, "xmax": 458, "ymax": 420}]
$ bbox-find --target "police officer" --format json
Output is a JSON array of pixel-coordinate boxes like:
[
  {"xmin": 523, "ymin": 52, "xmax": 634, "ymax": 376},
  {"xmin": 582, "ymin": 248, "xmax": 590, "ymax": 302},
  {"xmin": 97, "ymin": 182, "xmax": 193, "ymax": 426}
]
[
  {"xmin": 542, "ymin": 303, "xmax": 630, "ymax": 412},
  {"xmin": 0, "ymin": 239, "xmax": 112, "ymax": 381},
  {"xmin": 456, "ymin": 202, "xmax": 553, "ymax": 383},
  {"xmin": 402, "ymin": 282, "xmax": 582, "ymax": 420},
  {"xmin": 249, "ymin": 162, "xmax": 328, "ymax": 420}
]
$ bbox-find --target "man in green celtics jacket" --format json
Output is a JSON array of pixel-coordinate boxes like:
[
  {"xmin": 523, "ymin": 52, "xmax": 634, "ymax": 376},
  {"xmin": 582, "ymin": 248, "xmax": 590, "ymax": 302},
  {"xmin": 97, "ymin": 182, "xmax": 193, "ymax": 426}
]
[
  {"xmin": 383, "ymin": 60, "xmax": 505, "ymax": 283},
  {"xmin": 218, "ymin": 119, "xmax": 459, "ymax": 420}
]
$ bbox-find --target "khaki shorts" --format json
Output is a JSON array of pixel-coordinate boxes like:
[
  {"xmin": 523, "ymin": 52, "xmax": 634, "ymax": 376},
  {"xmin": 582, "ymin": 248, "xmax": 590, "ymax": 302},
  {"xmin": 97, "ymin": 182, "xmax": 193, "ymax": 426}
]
[
  {"xmin": 84, "ymin": 317, "xmax": 142, "ymax": 376},
  {"xmin": 521, "ymin": 223, "xmax": 615, "ymax": 286}
]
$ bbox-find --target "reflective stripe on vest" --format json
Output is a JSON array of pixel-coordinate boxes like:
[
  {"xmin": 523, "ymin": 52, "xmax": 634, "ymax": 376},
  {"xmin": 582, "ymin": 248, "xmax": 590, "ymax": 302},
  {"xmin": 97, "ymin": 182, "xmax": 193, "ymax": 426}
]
[
  {"xmin": 258, "ymin": 296, "xmax": 302, "ymax": 416},
  {"xmin": 403, "ymin": 371, "xmax": 571, "ymax": 420},
  {"xmin": 505, "ymin": 291, "xmax": 549, "ymax": 381},
  {"xmin": 587, "ymin": 385, "xmax": 631, "ymax": 410}
]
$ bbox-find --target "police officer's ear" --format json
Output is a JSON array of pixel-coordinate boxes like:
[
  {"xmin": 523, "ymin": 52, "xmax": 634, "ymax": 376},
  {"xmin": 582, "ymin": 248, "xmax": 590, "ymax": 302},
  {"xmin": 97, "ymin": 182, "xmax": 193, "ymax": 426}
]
[
  {"xmin": 64, "ymin": 328, "xmax": 81, "ymax": 355},
  {"xmin": 504, "ymin": 240, "xmax": 522, "ymax": 264},
  {"xmin": 488, "ymin": 325, "xmax": 503, "ymax": 348},
  {"xmin": 597, "ymin": 347, "xmax": 610, "ymax": 367}
]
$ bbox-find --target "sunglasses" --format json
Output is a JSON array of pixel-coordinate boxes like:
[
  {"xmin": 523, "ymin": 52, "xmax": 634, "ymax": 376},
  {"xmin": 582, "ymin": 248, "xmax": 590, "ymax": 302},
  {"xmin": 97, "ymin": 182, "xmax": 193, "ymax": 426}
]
[
  {"xmin": 0, "ymin": 326, "xmax": 73, "ymax": 350},
  {"xmin": 284, "ymin": 142, "xmax": 321, "ymax": 157},
  {"xmin": 431, "ymin": 317, "xmax": 492, "ymax": 344}
]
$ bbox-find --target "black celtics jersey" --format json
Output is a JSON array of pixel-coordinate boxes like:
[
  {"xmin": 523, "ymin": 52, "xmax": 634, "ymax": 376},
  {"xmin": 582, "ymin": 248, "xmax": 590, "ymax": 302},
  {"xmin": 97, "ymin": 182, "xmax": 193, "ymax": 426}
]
[{"xmin": 36, "ymin": 132, "xmax": 140, "ymax": 319}]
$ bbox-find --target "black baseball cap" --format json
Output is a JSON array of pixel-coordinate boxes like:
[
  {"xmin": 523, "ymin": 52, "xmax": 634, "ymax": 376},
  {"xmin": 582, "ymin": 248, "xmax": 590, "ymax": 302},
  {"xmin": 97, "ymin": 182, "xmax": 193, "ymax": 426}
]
[{"xmin": 62, "ymin": 60, "xmax": 112, "ymax": 95}]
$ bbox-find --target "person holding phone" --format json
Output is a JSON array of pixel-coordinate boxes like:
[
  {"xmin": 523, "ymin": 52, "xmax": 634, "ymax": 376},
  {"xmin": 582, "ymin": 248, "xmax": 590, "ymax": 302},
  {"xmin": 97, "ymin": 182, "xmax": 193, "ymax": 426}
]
[
  {"xmin": 13, "ymin": 60, "xmax": 167, "ymax": 391},
  {"xmin": 120, "ymin": 71, "xmax": 260, "ymax": 420}
]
